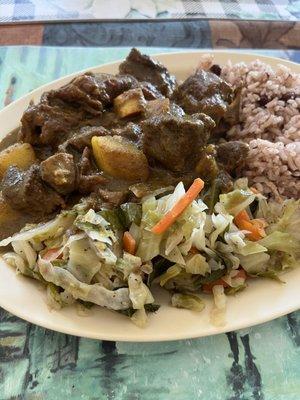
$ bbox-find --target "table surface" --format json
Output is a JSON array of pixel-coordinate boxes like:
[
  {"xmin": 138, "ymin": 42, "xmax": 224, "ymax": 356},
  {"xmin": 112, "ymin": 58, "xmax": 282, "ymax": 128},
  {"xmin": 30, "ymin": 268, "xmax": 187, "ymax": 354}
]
[
  {"xmin": 1, "ymin": 0, "xmax": 299, "ymax": 22},
  {"xmin": 0, "ymin": 46, "xmax": 300, "ymax": 400}
]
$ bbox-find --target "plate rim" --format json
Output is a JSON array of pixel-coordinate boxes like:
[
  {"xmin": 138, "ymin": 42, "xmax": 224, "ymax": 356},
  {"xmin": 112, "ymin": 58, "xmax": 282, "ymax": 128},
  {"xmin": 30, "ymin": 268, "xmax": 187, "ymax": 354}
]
[
  {"xmin": 0, "ymin": 49, "xmax": 299, "ymax": 341},
  {"xmin": 1, "ymin": 267, "xmax": 300, "ymax": 342}
]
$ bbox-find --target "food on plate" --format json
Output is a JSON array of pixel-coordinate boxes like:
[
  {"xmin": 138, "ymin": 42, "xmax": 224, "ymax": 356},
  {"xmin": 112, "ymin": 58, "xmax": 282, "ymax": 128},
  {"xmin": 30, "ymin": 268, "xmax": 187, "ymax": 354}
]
[
  {"xmin": 0, "ymin": 49, "xmax": 299, "ymax": 327},
  {"xmin": 91, "ymin": 135, "xmax": 149, "ymax": 181},
  {"xmin": 0, "ymin": 142, "xmax": 36, "ymax": 179},
  {"xmin": 219, "ymin": 58, "xmax": 300, "ymax": 199},
  {"xmin": 114, "ymin": 87, "xmax": 146, "ymax": 118}
]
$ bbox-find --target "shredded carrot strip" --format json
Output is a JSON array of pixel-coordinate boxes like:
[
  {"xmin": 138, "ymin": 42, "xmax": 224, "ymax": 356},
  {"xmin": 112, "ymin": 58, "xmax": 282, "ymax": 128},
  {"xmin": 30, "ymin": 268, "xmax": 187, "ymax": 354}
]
[
  {"xmin": 234, "ymin": 210, "xmax": 266, "ymax": 241},
  {"xmin": 151, "ymin": 178, "xmax": 204, "ymax": 235},
  {"xmin": 251, "ymin": 219, "xmax": 267, "ymax": 238},
  {"xmin": 240, "ymin": 220, "xmax": 264, "ymax": 241},
  {"xmin": 123, "ymin": 231, "xmax": 136, "ymax": 255},
  {"xmin": 234, "ymin": 209, "xmax": 250, "ymax": 225}
]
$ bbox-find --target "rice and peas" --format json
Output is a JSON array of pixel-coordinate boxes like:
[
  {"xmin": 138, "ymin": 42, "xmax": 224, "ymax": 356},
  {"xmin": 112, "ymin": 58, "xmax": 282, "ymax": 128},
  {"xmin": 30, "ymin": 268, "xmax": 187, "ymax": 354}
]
[{"xmin": 223, "ymin": 58, "xmax": 299, "ymax": 200}]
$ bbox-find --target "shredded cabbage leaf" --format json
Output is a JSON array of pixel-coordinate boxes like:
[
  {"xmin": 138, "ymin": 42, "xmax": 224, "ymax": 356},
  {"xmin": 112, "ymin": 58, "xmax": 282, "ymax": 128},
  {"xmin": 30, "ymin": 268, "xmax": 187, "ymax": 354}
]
[
  {"xmin": 171, "ymin": 293, "xmax": 205, "ymax": 311},
  {"xmin": 67, "ymin": 238, "xmax": 101, "ymax": 283},
  {"xmin": 38, "ymin": 258, "xmax": 130, "ymax": 310},
  {"xmin": 128, "ymin": 272, "xmax": 154, "ymax": 309},
  {"xmin": 159, "ymin": 264, "xmax": 182, "ymax": 287},
  {"xmin": 0, "ymin": 212, "xmax": 75, "ymax": 247},
  {"xmin": 185, "ymin": 254, "xmax": 210, "ymax": 275},
  {"xmin": 218, "ymin": 189, "xmax": 255, "ymax": 216},
  {"xmin": 259, "ymin": 231, "xmax": 299, "ymax": 255}
]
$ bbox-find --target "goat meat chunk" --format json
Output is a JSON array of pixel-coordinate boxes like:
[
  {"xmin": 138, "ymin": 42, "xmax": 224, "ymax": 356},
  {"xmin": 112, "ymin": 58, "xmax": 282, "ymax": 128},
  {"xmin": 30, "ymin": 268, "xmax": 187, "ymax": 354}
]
[
  {"xmin": 119, "ymin": 48, "xmax": 176, "ymax": 97},
  {"xmin": 172, "ymin": 69, "xmax": 233, "ymax": 123},
  {"xmin": 40, "ymin": 153, "xmax": 77, "ymax": 195},
  {"xmin": 142, "ymin": 113, "xmax": 215, "ymax": 173},
  {"xmin": 2, "ymin": 165, "xmax": 63, "ymax": 216}
]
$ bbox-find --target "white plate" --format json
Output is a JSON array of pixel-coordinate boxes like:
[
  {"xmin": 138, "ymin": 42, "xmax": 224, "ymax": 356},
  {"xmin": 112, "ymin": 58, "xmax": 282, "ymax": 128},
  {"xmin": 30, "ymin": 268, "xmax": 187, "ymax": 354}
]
[{"xmin": 0, "ymin": 51, "xmax": 299, "ymax": 342}]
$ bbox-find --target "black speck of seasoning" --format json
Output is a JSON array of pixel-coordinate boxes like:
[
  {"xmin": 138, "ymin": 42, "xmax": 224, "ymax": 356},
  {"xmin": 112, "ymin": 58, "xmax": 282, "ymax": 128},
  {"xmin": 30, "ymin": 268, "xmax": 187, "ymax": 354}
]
[
  {"xmin": 258, "ymin": 95, "xmax": 270, "ymax": 107},
  {"xmin": 11, "ymin": 76, "xmax": 16, "ymax": 85},
  {"xmin": 280, "ymin": 92, "xmax": 296, "ymax": 102},
  {"xmin": 210, "ymin": 64, "xmax": 222, "ymax": 76}
]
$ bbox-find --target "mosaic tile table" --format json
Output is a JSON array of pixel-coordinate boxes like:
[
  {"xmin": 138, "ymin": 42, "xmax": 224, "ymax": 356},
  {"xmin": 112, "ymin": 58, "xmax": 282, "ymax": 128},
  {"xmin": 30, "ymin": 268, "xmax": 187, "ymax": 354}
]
[
  {"xmin": 1, "ymin": 1, "xmax": 300, "ymax": 49},
  {"xmin": 1, "ymin": 0, "xmax": 299, "ymax": 22},
  {"xmin": 0, "ymin": 46, "xmax": 299, "ymax": 400}
]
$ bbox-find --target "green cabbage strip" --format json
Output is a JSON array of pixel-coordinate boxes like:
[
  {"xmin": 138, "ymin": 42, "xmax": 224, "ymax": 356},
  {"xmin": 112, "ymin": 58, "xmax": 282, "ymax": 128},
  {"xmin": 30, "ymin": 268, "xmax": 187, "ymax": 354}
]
[{"xmin": 38, "ymin": 257, "xmax": 130, "ymax": 310}]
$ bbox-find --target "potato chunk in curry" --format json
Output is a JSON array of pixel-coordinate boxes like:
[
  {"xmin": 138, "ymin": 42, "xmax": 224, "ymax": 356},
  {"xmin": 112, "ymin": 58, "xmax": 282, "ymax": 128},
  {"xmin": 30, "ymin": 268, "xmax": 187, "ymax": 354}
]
[
  {"xmin": 92, "ymin": 135, "xmax": 149, "ymax": 181},
  {"xmin": 0, "ymin": 143, "xmax": 36, "ymax": 179},
  {"xmin": 114, "ymin": 88, "xmax": 146, "ymax": 118}
]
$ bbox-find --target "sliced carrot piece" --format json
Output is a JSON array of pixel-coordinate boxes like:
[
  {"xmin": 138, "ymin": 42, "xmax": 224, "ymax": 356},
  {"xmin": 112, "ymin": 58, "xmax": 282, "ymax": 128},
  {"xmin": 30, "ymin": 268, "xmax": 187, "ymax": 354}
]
[
  {"xmin": 234, "ymin": 209, "xmax": 251, "ymax": 225},
  {"xmin": 234, "ymin": 210, "xmax": 266, "ymax": 241},
  {"xmin": 123, "ymin": 231, "xmax": 136, "ymax": 255},
  {"xmin": 250, "ymin": 219, "xmax": 267, "ymax": 239},
  {"xmin": 240, "ymin": 220, "xmax": 265, "ymax": 241},
  {"xmin": 151, "ymin": 178, "xmax": 204, "ymax": 235}
]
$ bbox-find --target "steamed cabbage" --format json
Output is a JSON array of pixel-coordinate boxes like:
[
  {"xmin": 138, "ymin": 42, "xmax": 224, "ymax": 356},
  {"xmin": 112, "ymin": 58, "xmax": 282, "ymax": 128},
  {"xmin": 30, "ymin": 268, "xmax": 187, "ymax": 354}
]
[{"xmin": 0, "ymin": 179, "xmax": 298, "ymax": 328}]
